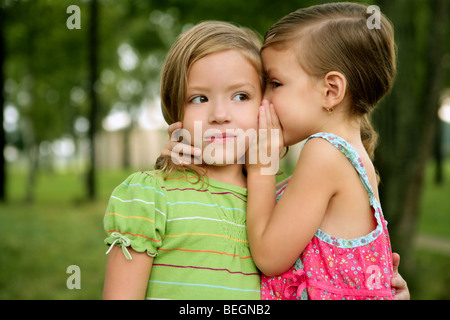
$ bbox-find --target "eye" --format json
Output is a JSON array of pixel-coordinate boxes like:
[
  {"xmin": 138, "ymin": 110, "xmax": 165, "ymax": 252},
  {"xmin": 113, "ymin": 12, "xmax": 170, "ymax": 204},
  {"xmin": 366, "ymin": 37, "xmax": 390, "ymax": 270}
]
[
  {"xmin": 270, "ymin": 81, "xmax": 282, "ymax": 89},
  {"xmin": 232, "ymin": 93, "xmax": 249, "ymax": 101},
  {"xmin": 190, "ymin": 96, "xmax": 208, "ymax": 104}
]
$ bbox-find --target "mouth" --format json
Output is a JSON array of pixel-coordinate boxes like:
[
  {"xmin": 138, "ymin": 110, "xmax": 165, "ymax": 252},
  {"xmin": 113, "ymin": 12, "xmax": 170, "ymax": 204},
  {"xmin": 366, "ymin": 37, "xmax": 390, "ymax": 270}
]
[{"xmin": 204, "ymin": 132, "xmax": 237, "ymax": 143}]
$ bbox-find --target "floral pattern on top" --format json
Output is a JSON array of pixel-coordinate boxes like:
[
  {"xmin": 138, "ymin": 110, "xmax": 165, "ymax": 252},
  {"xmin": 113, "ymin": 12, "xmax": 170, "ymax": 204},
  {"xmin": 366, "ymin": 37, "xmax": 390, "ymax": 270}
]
[{"xmin": 261, "ymin": 133, "xmax": 395, "ymax": 300}]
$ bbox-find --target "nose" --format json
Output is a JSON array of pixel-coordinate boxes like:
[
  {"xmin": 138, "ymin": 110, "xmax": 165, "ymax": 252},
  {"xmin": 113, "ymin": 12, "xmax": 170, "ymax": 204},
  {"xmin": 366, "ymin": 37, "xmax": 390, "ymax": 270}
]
[{"xmin": 208, "ymin": 99, "xmax": 231, "ymax": 124}]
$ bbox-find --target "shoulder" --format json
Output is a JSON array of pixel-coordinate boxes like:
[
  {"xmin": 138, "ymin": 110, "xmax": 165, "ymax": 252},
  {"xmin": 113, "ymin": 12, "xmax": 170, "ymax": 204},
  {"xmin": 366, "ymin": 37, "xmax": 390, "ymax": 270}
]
[
  {"xmin": 114, "ymin": 170, "xmax": 205, "ymax": 196},
  {"xmin": 104, "ymin": 171, "xmax": 169, "ymax": 255},
  {"xmin": 110, "ymin": 170, "xmax": 168, "ymax": 201},
  {"xmin": 291, "ymin": 137, "xmax": 342, "ymax": 193},
  {"xmin": 122, "ymin": 170, "xmax": 165, "ymax": 185},
  {"xmin": 119, "ymin": 170, "xmax": 198, "ymax": 188},
  {"xmin": 299, "ymin": 137, "xmax": 342, "ymax": 170},
  {"xmin": 120, "ymin": 170, "xmax": 165, "ymax": 187}
]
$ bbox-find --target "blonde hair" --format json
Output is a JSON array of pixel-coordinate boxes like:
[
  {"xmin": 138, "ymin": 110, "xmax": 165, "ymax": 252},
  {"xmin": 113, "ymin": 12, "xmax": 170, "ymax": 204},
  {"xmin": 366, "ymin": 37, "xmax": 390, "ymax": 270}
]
[
  {"xmin": 155, "ymin": 21, "xmax": 263, "ymax": 179},
  {"xmin": 262, "ymin": 2, "xmax": 397, "ymax": 159}
]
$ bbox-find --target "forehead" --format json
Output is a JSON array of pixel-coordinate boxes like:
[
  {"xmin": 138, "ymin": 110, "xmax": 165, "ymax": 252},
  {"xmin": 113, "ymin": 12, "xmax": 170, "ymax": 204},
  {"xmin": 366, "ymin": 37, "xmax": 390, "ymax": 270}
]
[
  {"xmin": 187, "ymin": 50, "xmax": 262, "ymax": 87},
  {"xmin": 192, "ymin": 50, "xmax": 252, "ymax": 68},
  {"xmin": 261, "ymin": 47, "xmax": 298, "ymax": 71}
]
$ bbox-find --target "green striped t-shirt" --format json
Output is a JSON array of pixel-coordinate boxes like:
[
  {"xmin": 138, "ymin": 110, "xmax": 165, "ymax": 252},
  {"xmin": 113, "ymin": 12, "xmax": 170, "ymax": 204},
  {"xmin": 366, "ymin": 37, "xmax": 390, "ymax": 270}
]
[{"xmin": 104, "ymin": 170, "xmax": 261, "ymax": 300}]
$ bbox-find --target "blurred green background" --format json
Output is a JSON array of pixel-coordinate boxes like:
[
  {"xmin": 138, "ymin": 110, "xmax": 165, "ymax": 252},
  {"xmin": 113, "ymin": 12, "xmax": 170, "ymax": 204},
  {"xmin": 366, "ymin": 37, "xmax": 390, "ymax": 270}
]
[{"xmin": 0, "ymin": 0, "xmax": 449, "ymax": 299}]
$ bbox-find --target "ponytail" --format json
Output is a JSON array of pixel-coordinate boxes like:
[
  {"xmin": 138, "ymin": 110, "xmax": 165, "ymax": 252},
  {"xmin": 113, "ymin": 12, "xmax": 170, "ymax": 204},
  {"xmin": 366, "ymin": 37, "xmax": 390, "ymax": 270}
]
[{"xmin": 360, "ymin": 113, "xmax": 378, "ymax": 160}]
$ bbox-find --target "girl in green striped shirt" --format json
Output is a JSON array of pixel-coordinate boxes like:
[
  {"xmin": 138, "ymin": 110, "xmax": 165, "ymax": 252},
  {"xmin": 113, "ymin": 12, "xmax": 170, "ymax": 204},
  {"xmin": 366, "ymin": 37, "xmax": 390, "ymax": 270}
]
[{"xmin": 103, "ymin": 21, "xmax": 264, "ymax": 300}]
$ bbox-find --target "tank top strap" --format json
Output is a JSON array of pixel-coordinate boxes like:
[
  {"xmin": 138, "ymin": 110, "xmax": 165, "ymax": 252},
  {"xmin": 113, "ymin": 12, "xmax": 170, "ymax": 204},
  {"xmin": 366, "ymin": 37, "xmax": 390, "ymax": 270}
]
[{"xmin": 302, "ymin": 132, "xmax": 376, "ymax": 206}]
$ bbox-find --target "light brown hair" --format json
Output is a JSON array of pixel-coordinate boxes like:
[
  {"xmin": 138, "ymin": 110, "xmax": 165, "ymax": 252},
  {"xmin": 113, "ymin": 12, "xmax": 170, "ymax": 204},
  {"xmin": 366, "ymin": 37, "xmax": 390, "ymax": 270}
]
[
  {"xmin": 155, "ymin": 21, "xmax": 263, "ymax": 179},
  {"xmin": 262, "ymin": 2, "xmax": 397, "ymax": 159}
]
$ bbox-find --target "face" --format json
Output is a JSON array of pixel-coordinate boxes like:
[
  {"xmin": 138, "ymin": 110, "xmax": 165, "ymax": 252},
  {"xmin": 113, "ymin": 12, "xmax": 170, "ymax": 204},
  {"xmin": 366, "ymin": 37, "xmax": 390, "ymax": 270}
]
[
  {"xmin": 262, "ymin": 47, "xmax": 324, "ymax": 146},
  {"xmin": 183, "ymin": 49, "xmax": 262, "ymax": 165}
]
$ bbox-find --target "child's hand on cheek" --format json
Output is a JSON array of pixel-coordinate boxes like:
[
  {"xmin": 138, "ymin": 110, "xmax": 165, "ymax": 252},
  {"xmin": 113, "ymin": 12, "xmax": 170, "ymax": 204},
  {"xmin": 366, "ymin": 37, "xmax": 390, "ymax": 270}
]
[
  {"xmin": 161, "ymin": 122, "xmax": 202, "ymax": 165},
  {"xmin": 259, "ymin": 100, "xmax": 284, "ymax": 156},
  {"xmin": 246, "ymin": 100, "xmax": 284, "ymax": 175}
]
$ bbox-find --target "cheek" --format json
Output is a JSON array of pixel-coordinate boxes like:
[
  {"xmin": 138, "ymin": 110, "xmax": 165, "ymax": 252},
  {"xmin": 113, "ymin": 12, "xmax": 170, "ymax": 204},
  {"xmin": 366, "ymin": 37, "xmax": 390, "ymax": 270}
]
[
  {"xmin": 182, "ymin": 107, "xmax": 201, "ymax": 132},
  {"xmin": 272, "ymin": 103, "xmax": 289, "ymax": 126},
  {"xmin": 180, "ymin": 112, "xmax": 201, "ymax": 145},
  {"xmin": 236, "ymin": 106, "xmax": 259, "ymax": 130},
  {"xmin": 246, "ymin": 115, "xmax": 259, "ymax": 133}
]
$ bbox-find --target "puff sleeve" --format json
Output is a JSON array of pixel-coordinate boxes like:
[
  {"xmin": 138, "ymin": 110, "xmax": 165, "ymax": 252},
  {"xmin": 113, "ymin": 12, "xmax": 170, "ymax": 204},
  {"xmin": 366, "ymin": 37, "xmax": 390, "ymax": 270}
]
[{"xmin": 103, "ymin": 172, "xmax": 167, "ymax": 259}]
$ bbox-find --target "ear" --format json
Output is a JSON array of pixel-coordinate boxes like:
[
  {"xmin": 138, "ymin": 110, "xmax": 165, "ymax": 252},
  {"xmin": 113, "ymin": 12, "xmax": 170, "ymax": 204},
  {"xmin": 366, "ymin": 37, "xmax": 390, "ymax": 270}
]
[{"xmin": 322, "ymin": 71, "xmax": 347, "ymax": 108}]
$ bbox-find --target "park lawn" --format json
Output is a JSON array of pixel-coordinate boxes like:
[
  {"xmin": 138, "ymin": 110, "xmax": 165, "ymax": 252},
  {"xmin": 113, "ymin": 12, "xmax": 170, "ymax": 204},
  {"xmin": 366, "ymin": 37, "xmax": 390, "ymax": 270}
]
[
  {"xmin": 0, "ymin": 169, "xmax": 129, "ymax": 299},
  {"xmin": 418, "ymin": 160, "xmax": 450, "ymax": 237},
  {"xmin": 0, "ymin": 162, "xmax": 449, "ymax": 299}
]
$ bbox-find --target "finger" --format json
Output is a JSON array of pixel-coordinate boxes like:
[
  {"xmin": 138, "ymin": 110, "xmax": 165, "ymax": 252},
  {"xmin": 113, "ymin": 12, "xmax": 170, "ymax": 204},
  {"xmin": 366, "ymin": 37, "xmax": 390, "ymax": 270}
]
[
  {"xmin": 269, "ymin": 103, "xmax": 281, "ymax": 129},
  {"xmin": 178, "ymin": 143, "xmax": 197, "ymax": 157},
  {"xmin": 258, "ymin": 107, "xmax": 267, "ymax": 130},
  {"xmin": 161, "ymin": 141, "xmax": 184, "ymax": 164},
  {"xmin": 163, "ymin": 140, "xmax": 180, "ymax": 153},
  {"xmin": 179, "ymin": 144, "xmax": 202, "ymax": 159},
  {"xmin": 161, "ymin": 148, "xmax": 186, "ymax": 165},
  {"xmin": 170, "ymin": 143, "xmax": 193, "ymax": 165},
  {"xmin": 392, "ymin": 252, "xmax": 400, "ymax": 275},
  {"xmin": 167, "ymin": 122, "xmax": 182, "ymax": 136},
  {"xmin": 161, "ymin": 147, "xmax": 172, "ymax": 158},
  {"xmin": 391, "ymin": 274, "xmax": 409, "ymax": 300},
  {"xmin": 258, "ymin": 100, "xmax": 270, "ymax": 130},
  {"xmin": 174, "ymin": 153, "xmax": 197, "ymax": 165},
  {"xmin": 264, "ymin": 101, "xmax": 273, "ymax": 129},
  {"xmin": 391, "ymin": 272, "xmax": 405, "ymax": 288}
]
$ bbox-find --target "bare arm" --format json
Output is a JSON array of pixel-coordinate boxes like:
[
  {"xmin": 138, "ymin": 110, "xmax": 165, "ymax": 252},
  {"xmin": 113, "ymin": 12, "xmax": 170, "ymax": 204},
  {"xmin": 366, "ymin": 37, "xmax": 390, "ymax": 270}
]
[
  {"xmin": 246, "ymin": 102, "xmax": 335, "ymax": 276},
  {"xmin": 247, "ymin": 139, "xmax": 335, "ymax": 276},
  {"xmin": 103, "ymin": 246, "xmax": 154, "ymax": 300}
]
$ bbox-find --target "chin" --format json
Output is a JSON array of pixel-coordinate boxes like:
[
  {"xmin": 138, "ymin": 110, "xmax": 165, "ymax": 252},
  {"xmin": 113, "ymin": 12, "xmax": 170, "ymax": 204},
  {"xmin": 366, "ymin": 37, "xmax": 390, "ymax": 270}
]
[{"xmin": 202, "ymin": 143, "xmax": 247, "ymax": 166}]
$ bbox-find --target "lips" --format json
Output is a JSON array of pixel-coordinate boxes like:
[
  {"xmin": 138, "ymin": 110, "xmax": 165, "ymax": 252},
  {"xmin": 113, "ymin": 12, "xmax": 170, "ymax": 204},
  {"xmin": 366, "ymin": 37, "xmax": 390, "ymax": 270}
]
[{"xmin": 204, "ymin": 132, "xmax": 237, "ymax": 143}]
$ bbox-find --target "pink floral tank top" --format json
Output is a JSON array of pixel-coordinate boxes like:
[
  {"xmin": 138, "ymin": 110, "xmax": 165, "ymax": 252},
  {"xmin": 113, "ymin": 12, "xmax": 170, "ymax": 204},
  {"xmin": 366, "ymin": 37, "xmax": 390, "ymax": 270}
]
[{"xmin": 261, "ymin": 133, "xmax": 395, "ymax": 300}]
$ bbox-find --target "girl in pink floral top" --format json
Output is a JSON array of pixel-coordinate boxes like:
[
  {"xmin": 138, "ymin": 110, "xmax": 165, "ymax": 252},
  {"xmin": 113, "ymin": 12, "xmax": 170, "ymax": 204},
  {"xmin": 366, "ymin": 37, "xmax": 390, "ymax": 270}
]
[
  {"xmin": 260, "ymin": 133, "xmax": 395, "ymax": 300},
  {"xmin": 246, "ymin": 3, "xmax": 398, "ymax": 300}
]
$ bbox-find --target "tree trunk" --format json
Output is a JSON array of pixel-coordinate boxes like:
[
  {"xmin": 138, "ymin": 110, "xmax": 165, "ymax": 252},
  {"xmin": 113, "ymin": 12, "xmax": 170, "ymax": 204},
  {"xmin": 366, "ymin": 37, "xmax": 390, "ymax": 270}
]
[
  {"xmin": 86, "ymin": 0, "xmax": 99, "ymax": 201},
  {"xmin": 374, "ymin": 0, "xmax": 449, "ymax": 275},
  {"xmin": 0, "ymin": 6, "xmax": 6, "ymax": 202}
]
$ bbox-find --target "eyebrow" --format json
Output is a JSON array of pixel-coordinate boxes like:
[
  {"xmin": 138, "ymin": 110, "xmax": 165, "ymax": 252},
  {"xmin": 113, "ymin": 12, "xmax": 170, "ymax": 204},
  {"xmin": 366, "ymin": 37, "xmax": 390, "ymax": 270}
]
[
  {"xmin": 264, "ymin": 67, "xmax": 276, "ymax": 76},
  {"xmin": 228, "ymin": 82, "xmax": 257, "ymax": 91},
  {"xmin": 187, "ymin": 82, "xmax": 257, "ymax": 92}
]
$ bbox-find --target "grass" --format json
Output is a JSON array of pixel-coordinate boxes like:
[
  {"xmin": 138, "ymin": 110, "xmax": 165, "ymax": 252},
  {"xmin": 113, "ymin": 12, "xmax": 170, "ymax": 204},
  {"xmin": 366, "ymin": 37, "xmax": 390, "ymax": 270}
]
[
  {"xmin": 418, "ymin": 160, "xmax": 450, "ymax": 237},
  {"xmin": 0, "ymin": 168, "xmax": 129, "ymax": 300},
  {"xmin": 0, "ymin": 162, "xmax": 449, "ymax": 299},
  {"xmin": 410, "ymin": 160, "xmax": 450, "ymax": 300}
]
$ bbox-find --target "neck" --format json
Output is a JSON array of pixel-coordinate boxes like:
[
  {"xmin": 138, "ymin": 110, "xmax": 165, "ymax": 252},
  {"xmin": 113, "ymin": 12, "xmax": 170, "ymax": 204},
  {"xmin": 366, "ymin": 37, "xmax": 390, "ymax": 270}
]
[
  {"xmin": 317, "ymin": 109, "xmax": 362, "ymax": 146},
  {"xmin": 204, "ymin": 164, "xmax": 247, "ymax": 188}
]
